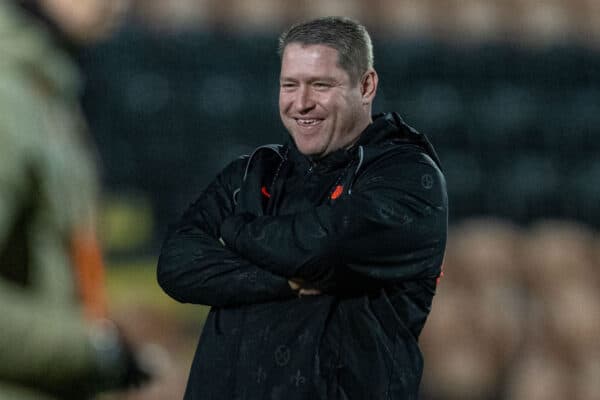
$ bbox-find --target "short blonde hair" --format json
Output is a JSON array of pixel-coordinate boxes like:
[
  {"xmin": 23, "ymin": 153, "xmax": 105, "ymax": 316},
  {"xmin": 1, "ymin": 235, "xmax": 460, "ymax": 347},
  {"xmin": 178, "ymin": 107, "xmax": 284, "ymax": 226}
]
[{"xmin": 278, "ymin": 16, "xmax": 374, "ymax": 84}]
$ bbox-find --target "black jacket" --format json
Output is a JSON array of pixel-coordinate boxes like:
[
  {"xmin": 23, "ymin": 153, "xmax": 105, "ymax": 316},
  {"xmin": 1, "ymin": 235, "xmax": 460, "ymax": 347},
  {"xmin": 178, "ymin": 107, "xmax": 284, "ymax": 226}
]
[{"xmin": 158, "ymin": 112, "xmax": 448, "ymax": 399}]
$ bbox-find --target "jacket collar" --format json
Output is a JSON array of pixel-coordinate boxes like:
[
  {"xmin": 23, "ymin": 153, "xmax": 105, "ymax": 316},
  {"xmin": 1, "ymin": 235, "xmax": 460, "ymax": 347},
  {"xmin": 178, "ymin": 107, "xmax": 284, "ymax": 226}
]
[
  {"xmin": 284, "ymin": 111, "xmax": 442, "ymax": 173},
  {"xmin": 285, "ymin": 137, "xmax": 356, "ymax": 174}
]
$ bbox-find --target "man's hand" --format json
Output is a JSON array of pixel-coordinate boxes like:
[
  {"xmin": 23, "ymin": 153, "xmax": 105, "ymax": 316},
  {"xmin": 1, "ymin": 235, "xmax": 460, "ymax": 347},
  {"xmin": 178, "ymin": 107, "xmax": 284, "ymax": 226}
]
[
  {"xmin": 87, "ymin": 319, "xmax": 153, "ymax": 392},
  {"xmin": 288, "ymin": 279, "xmax": 322, "ymax": 297}
]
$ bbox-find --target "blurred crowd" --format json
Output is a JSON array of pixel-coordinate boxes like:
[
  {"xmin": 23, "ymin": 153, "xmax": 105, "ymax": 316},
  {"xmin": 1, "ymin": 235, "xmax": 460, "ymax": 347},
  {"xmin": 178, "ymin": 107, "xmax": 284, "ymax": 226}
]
[
  {"xmin": 420, "ymin": 218, "xmax": 600, "ymax": 400},
  {"xmin": 126, "ymin": 0, "xmax": 600, "ymax": 47}
]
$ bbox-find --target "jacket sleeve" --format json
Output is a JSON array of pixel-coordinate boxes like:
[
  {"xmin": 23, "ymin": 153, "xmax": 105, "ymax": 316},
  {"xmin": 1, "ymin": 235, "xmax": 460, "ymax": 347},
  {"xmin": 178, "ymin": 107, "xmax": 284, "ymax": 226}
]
[
  {"xmin": 157, "ymin": 158, "xmax": 295, "ymax": 306},
  {"xmin": 220, "ymin": 150, "xmax": 448, "ymax": 286}
]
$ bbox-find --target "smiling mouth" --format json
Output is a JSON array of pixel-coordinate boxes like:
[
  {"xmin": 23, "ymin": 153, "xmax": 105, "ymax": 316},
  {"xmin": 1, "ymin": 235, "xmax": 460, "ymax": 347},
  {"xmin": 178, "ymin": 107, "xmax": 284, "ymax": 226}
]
[{"xmin": 295, "ymin": 118, "xmax": 323, "ymax": 127}]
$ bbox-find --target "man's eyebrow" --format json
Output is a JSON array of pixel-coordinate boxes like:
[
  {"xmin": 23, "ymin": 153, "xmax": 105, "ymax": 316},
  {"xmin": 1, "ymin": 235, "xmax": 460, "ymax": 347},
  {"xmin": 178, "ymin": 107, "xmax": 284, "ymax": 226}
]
[
  {"xmin": 309, "ymin": 77, "xmax": 337, "ymax": 83},
  {"xmin": 280, "ymin": 76, "xmax": 337, "ymax": 83}
]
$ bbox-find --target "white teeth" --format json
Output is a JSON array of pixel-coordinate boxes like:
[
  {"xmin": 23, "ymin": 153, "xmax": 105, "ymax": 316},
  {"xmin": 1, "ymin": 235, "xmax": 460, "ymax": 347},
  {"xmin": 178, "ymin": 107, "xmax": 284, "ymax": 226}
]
[{"xmin": 297, "ymin": 119, "xmax": 319, "ymax": 126}]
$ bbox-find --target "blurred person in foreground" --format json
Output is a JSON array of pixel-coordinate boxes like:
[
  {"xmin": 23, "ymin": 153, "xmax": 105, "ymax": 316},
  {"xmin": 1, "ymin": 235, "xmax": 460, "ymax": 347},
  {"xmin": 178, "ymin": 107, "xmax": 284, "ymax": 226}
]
[
  {"xmin": 0, "ymin": 0, "xmax": 150, "ymax": 399},
  {"xmin": 158, "ymin": 16, "xmax": 447, "ymax": 400}
]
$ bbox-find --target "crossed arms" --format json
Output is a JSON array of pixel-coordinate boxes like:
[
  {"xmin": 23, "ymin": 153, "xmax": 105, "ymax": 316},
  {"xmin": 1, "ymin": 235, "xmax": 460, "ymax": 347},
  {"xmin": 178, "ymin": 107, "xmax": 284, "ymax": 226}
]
[{"xmin": 157, "ymin": 150, "xmax": 447, "ymax": 307}]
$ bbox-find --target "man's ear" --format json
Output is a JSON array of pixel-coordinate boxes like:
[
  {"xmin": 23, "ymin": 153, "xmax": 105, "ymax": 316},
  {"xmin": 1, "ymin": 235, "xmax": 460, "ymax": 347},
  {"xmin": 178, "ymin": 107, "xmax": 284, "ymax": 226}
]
[{"xmin": 360, "ymin": 69, "xmax": 378, "ymax": 104}]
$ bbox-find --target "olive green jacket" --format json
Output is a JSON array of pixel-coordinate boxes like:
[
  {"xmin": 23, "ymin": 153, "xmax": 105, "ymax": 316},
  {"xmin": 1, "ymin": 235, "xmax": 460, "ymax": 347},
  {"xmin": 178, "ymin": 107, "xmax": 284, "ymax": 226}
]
[{"xmin": 0, "ymin": 2, "xmax": 102, "ymax": 398}]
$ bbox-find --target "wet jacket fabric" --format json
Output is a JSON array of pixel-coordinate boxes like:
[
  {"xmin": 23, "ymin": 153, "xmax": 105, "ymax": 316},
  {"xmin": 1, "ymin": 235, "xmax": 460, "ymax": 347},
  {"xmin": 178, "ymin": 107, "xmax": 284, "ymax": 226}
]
[
  {"xmin": 0, "ymin": 2, "xmax": 103, "ymax": 399},
  {"xmin": 158, "ymin": 112, "xmax": 448, "ymax": 399}
]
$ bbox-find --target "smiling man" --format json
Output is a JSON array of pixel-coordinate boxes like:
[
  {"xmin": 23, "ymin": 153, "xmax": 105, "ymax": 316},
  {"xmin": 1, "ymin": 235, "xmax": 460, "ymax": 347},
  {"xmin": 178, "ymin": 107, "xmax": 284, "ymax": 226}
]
[
  {"xmin": 158, "ymin": 16, "xmax": 448, "ymax": 400},
  {"xmin": 279, "ymin": 41, "xmax": 376, "ymax": 158}
]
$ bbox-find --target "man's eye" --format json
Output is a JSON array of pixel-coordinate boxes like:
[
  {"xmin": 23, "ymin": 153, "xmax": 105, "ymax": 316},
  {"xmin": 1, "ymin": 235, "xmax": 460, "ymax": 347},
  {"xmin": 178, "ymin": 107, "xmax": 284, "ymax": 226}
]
[
  {"xmin": 281, "ymin": 83, "xmax": 297, "ymax": 89},
  {"xmin": 314, "ymin": 82, "xmax": 330, "ymax": 88}
]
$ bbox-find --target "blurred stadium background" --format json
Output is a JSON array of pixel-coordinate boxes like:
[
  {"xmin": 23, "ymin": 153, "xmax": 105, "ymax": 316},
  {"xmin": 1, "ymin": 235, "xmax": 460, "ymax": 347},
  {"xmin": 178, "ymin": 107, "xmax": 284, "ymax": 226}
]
[{"xmin": 80, "ymin": 1, "xmax": 600, "ymax": 399}]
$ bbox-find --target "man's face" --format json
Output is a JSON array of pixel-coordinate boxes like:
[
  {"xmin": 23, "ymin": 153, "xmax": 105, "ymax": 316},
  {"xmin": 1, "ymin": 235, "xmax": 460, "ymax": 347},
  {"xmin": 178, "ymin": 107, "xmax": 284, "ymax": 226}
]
[{"xmin": 279, "ymin": 43, "xmax": 373, "ymax": 159}]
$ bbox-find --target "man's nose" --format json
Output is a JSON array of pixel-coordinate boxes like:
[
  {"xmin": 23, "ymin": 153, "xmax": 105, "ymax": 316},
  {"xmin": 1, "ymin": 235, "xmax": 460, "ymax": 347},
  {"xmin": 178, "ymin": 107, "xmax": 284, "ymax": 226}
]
[{"xmin": 294, "ymin": 85, "xmax": 315, "ymax": 112}]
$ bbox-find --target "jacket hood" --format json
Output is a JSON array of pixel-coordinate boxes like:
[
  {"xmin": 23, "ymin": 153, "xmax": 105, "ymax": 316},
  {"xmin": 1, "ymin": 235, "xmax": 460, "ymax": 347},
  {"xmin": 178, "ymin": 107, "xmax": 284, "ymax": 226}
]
[{"xmin": 357, "ymin": 112, "xmax": 443, "ymax": 170}]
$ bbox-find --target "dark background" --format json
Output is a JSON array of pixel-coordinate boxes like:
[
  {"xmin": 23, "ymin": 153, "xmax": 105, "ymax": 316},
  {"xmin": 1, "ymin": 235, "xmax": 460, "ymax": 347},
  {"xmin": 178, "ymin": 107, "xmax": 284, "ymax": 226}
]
[{"xmin": 79, "ymin": 28, "xmax": 600, "ymax": 251}]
